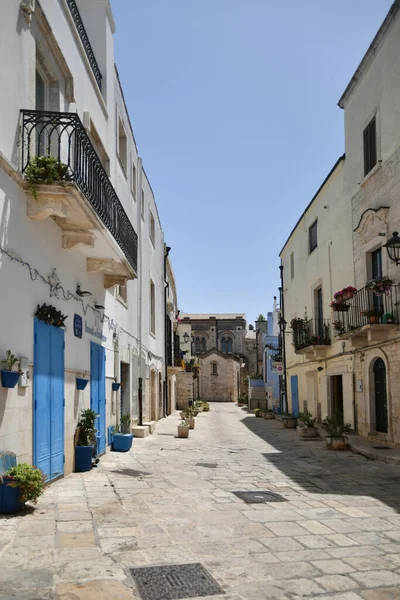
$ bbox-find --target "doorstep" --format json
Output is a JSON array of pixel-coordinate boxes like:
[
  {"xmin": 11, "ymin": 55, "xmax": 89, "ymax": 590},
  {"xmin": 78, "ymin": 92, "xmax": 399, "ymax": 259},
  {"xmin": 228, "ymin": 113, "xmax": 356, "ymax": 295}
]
[
  {"xmin": 143, "ymin": 421, "xmax": 156, "ymax": 434},
  {"xmin": 347, "ymin": 434, "xmax": 400, "ymax": 465},
  {"xmin": 132, "ymin": 425, "xmax": 149, "ymax": 438}
]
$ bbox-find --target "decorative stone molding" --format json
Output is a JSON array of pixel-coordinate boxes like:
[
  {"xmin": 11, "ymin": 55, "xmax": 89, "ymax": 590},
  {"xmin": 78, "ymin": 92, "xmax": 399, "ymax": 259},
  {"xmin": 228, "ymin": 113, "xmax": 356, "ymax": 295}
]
[
  {"xmin": 103, "ymin": 275, "xmax": 128, "ymax": 289},
  {"xmin": 21, "ymin": 0, "xmax": 35, "ymax": 23},
  {"xmin": 62, "ymin": 230, "xmax": 95, "ymax": 250},
  {"xmin": 353, "ymin": 206, "xmax": 390, "ymax": 244}
]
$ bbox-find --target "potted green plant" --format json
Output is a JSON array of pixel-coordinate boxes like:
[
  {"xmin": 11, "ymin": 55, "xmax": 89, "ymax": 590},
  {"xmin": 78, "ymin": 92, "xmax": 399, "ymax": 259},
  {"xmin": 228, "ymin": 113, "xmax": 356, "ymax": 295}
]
[
  {"xmin": 202, "ymin": 402, "xmax": 210, "ymax": 412},
  {"xmin": 321, "ymin": 414, "xmax": 351, "ymax": 450},
  {"xmin": 25, "ymin": 155, "xmax": 69, "ymax": 199},
  {"xmin": 112, "ymin": 414, "xmax": 133, "ymax": 452},
  {"xmin": 330, "ymin": 300, "xmax": 349, "ymax": 312},
  {"xmin": 1, "ymin": 350, "xmax": 21, "ymax": 389},
  {"xmin": 177, "ymin": 420, "xmax": 190, "ymax": 438},
  {"xmin": 75, "ymin": 409, "xmax": 97, "ymax": 472},
  {"xmin": 383, "ymin": 312, "xmax": 395, "ymax": 324},
  {"xmin": 76, "ymin": 371, "xmax": 88, "ymax": 391},
  {"xmin": 366, "ymin": 276, "xmax": 394, "ymax": 296},
  {"xmin": 185, "ymin": 409, "xmax": 196, "ymax": 429},
  {"xmin": 362, "ymin": 307, "xmax": 382, "ymax": 324},
  {"xmin": 253, "ymin": 408, "xmax": 262, "ymax": 418},
  {"xmin": 297, "ymin": 410, "xmax": 317, "ymax": 438},
  {"xmin": 281, "ymin": 414, "xmax": 297, "ymax": 428},
  {"xmin": 35, "ymin": 303, "xmax": 67, "ymax": 328},
  {"xmin": 263, "ymin": 409, "xmax": 275, "ymax": 420},
  {"xmin": 0, "ymin": 463, "xmax": 46, "ymax": 513}
]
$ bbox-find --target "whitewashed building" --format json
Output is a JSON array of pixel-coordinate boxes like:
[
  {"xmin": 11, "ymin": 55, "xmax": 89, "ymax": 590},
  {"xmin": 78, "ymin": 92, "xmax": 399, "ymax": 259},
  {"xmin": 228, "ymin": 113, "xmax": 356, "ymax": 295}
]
[{"xmin": 0, "ymin": 0, "xmax": 176, "ymax": 478}]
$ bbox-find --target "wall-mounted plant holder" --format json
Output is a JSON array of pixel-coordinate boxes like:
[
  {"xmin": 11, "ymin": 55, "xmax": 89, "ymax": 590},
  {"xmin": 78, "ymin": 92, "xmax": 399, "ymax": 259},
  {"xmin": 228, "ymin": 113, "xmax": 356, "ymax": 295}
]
[
  {"xmin": 112, "ymin": 382, "xmax": 121, "ymax": 392},
  {"xmin": 76, "ymin": 378, "xmax": 88, "ymax": 391},
  {"xmin": 1, "ymin": 371, "xmax": 21, "ymax": 389}
]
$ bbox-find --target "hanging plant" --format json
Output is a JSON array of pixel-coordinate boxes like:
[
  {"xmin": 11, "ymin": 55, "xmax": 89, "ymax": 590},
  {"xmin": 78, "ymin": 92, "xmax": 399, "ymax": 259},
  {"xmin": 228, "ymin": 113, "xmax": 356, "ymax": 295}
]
[
  {"xmin": 366, "ymin": 277, "xmax": 394, "ymax": 296},
  {"xmin": 35, "ymin": 303, "xmax": 67, "ymax": 328}
]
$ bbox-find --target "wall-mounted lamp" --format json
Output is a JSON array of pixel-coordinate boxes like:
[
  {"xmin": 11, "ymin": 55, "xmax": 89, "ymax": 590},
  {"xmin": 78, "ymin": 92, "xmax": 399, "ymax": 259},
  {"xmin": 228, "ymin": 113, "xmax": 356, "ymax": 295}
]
[
  {"xmin": 383, "ymin": 231, "xmax": 400, "ymax": 266},
  {"xmin": 183, "ymin": 332, "xmax": 190, "ymax": 344},
  {"xmin": 76, "ymin": 284, "xmax": 92, "ymax": 297}
]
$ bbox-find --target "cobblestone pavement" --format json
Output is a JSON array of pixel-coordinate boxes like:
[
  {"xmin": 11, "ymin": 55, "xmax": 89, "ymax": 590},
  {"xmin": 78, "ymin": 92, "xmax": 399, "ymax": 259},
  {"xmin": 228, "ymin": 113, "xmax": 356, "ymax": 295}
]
[{"xmin": 2, "ymin": 404, "xmax": 400, "ymax": 599}]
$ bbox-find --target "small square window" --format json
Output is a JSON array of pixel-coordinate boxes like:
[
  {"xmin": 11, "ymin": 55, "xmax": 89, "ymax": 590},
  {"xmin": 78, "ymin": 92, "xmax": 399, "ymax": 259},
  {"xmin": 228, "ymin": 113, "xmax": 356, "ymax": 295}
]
[
  {"xmin": 131, "ymin": 162, "xmax": 137, "ymax": 199},
  {"xmin": 118, "ymin": 284, "xmax": 127, "ymax": 304},
  {"xmin": 141, "ymin": 190, "xmax": 145, "ymax": 220},
  {"xmin": 117, "ymin": 116, "xmax": 127, "ymax": 174},
  {"xmin": 212, "ymin": 362, "xmax": 218, "ymax": 375},
  {"xmin": 150, "ymin": 211, "xmax": 155, "ymax": 245},
  {"xmin": 290, "ymin": 252, "xmax": 294, "ymax": 279},
  {"xmin": 363, "ymin": 116, "xmax": 377, "ymax": 176},
  {"xmin": 309, "ymin": 220, "xmax": 318, "ymax": 254}
]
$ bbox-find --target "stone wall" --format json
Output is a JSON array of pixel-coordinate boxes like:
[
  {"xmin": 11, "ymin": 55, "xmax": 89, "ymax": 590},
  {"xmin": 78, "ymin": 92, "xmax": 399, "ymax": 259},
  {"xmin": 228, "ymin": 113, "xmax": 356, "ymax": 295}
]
[
  {"xmin": 199, "ymin": 352, "xmax": 240, "ymax": 403},
  {"xmin": 176, "ymin": 372, "xmax": 194, "ymax": 410}
]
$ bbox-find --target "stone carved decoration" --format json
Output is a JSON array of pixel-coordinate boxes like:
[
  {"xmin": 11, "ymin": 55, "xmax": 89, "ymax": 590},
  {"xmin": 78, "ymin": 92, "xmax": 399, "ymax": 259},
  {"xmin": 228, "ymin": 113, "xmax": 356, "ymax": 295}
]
[
  {"xmin": 21, "ymin": 0, "xmax": 35, "ymax": 23},
  {"xmin": 353, "ymin": 206, "xmax": 389, "ymax": 245}
]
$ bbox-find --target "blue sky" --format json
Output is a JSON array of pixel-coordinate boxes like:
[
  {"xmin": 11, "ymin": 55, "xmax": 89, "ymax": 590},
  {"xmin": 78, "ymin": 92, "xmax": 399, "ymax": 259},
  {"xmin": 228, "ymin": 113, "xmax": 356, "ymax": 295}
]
[{"xmin": 112, "ymin": 0, "xmax": 392, "ymax": 325}]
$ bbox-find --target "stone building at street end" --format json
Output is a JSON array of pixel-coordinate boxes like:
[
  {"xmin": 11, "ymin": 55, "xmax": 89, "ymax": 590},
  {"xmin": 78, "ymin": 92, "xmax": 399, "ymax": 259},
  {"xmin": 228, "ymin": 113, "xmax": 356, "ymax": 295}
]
[
  {"xmin": 280, "ymin": 0, "xmax": 400, "ymax": 447},
  {"xmin": 0, "ymin": 0, "xmax": 179, "ymax": 479}
]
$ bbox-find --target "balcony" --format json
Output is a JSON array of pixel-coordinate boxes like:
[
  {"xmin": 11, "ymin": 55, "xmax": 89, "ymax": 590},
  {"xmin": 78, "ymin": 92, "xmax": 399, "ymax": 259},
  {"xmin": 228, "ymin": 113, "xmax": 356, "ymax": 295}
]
[
  {"xmin": 333, "ymin": 285, "xmax": 399, "ymax": 347},
  {"xmin": 21, "ymin": 110, "xmax": 137, "ymax": 287},
  {"xmin": 292, "ymin": 318, "xmax": 331, "ymax": 359}
]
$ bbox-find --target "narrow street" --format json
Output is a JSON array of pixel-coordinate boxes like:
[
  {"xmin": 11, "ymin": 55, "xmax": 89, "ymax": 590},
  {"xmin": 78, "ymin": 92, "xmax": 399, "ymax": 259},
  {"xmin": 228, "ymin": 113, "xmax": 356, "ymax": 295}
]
[{"xmin": 2, "ymin": 404, "xmax": 400, "ymax": 600}]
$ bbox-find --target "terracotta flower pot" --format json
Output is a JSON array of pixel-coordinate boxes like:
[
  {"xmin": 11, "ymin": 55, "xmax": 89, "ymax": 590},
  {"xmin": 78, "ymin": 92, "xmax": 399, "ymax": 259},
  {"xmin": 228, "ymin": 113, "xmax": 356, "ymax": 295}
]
[
  {"xmin": 185, "ymin": 417, "xmax": 195, "ymax": 430},
  {"xmin": 178, "ymin": 425, "xmax": 190, "ymax": 438},
  {"xmin": 369, "ymin": 315, "xmax": 380, "ymax": 324}
]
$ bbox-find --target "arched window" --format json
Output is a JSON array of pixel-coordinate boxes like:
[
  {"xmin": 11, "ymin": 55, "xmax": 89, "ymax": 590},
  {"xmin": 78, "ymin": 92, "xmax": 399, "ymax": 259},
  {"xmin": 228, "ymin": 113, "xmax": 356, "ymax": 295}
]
[
  {"xmin": 201, "ymin": 337, "xmax": 206, "ymax": 353},
  {"xmin": 195, "ymin": 337, "xmax": 201, "ymax": 354},
  {"xmin": 211, "ymin": 362, "xmax": 218, "ymax": 375},
  {"xmin": 195, "ymin": 336, "xmax": 206, "ymax": 354},
  {"xmin": 221, "ymin": 337, "xmax": 233, "ymax": 353}
]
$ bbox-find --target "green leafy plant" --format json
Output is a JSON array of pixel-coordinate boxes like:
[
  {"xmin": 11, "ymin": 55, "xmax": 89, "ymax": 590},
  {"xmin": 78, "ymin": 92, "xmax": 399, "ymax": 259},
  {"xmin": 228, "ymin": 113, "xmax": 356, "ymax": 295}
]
[
  {"xmin": 321, "ymin": 414, "xmax": 351, "ymax": 438},
  {"xmin": 256, "ymin": 314, "xmax": 266, "ymax": 321},
  {"xmin": 120, "ymin": 414, "xmax": 131, "ymax": 434},
  {"xmin": 25, "ymin": 155, "xmax": 69, "ymax": 198},
  {"xmin": 76, "ymin": 409, "xmax": 97, "ymax": 447},
  {"xmin": 179, "ymin": 420, "xmax": 189, "ymax": 427},
  {"xmin": 366, "ymin": 276, "xmax": 394, "ymax": 296},
  {"xmin": 383, "ymin": 312, "xmax": 395, "ymax": 323},
  {"xmin": 4, "ymin": 463, "xmax": 46, "ymax": 504},
  {"xmin": 35, "ymin": 303, "xmax": 67, "ymax": 328},
  {"xmin": 253, "ymin": 408, "xmax": 262, "ymax": 417},
  {"xmin": 299, "ymin": 410, "xmax": 316, "ymax": 427},
  {"xmin": 4, "ymin": 350, "xmax": 19, "ymax": 372},
  {"xmin": 361, "ymin": 307, "xmax": 383, "ymax": 318},
  {"xmin": 202, "ymin": 402, "xmax": 210, "ymax": 412}
]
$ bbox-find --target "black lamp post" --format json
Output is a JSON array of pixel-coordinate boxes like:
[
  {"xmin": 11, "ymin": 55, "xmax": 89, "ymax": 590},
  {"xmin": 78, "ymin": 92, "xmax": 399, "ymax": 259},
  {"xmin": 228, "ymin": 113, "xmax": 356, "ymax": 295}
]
[{"xmin": 383, "ymin": 231, "xmax": 400, "ymax": 266}]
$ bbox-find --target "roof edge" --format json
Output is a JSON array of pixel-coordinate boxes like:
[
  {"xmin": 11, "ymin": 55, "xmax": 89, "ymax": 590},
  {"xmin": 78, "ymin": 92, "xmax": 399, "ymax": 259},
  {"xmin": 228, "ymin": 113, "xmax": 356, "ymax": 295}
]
[
  {"xmin": 338, "ymin": 0, "xmax": 400, "ymax": 109},
  {"xmin": 279, "ymin": 154, "xmax": 345, "ymax": 257}
]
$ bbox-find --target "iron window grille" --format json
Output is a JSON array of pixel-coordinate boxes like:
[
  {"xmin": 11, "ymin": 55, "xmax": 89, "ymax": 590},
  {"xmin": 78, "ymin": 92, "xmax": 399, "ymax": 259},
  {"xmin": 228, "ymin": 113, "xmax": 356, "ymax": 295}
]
[{"xmin": 66, "ymin": 0, "xmax": 102, "ymax": 90}]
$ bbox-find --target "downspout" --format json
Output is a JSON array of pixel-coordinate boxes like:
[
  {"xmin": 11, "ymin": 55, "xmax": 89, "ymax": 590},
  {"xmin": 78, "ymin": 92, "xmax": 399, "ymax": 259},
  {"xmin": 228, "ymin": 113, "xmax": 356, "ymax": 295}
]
[
  {"xmin": 137, "ymin": 157, "xmax": 143, "ymax": 425},
  {"xmin": 163, "ymin": 246, "xmax": 171, "ymax": 418},
  {"xmin": 279, "ymin": 263, "xmax": 288, "ymax": 414}
]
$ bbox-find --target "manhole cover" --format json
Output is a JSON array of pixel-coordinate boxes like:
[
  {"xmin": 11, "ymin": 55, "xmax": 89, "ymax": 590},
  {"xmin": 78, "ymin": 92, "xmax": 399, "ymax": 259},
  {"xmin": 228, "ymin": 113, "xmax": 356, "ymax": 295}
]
[
  {"xmin": 130, "ymin": 563, "xmax": 225, "ymax": 600},
  {"xmin": 232, "ymin": 490, "xmax": 287, "ymax": 503},
  {"xmin": 372, "ymin": 446, "xmax": 392, "ymax": 450},
  {"xmin": 196, "ymin": 463, "xmax": 218, "ymax": 469}
]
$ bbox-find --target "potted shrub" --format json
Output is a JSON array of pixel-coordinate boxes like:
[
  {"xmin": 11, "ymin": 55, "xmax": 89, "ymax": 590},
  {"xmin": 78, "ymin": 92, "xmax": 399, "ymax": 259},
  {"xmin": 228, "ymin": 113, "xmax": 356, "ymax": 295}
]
[
  {"xmin": 362, "ymin": 307, "xmax": 382, "ymax": 324},
  {"xmin": 263, "ymin": 409, "xmax": 275, "ymax": 420},
  {"xmin": 185, "ymin": 409, "xmax": 196, "ymax": 429},
  {"xmin": 202, "ymin": 402, "xmax": 210, "ymax": 412},
  {"xmin": 383, "ymin": 312, "xmax": 395, "ymax": 324},
  {"xmin": 282, "ymin": 414, "xmax": 297, "ymax": 428},
  {"xmin": 253, "ymin": 408, "xmax": 262, "ymax": 418},
  {"xmin": 75, "ymin": 409, "xmax": 97, "ymax": 472},
  {"xmin": 330, "ymin": 300, "xmax": 349, "ymax": 312},
  {"xmin": 25, "ymin": 155, "xmax": 69, "ymax": 198},
  {"xmin": 334, "ymin": 286, "xmax": 357, "ymax": 302},
  {"xmin": 177, "ymin": 420, "xmax": 190, "ymax": 438},
  {"xmin": 0, "ymin": 463, "xmax": 46, "ymax": 514},
  {"xmin": 297, "ymin": 410, "xmax": 317, "ymax": 438},
  {"xmin": 112, "ymin": 414, "xmax": 133, "ymax": 452},
  {"xmin": 321, "ymin": 414, "xmax": 351, "ymax": 450},
  {"xmin": 1, "ymin": 350, "xmax": 21, "ymax": 389},
  {"xmin": 76, "ymin": 371, "xmax": 88, "ymax": 391},
  {"xmin": 180, "ymin": 407, "xmax": 191, "ymax": 420},
  {"xmin": 366, "ymin": 276, "xmax": 394, "ymax": 296}
]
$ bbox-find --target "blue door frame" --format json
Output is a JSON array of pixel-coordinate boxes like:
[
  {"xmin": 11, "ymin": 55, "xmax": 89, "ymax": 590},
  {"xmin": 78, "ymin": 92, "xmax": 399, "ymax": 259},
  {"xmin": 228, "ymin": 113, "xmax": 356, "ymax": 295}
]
[
  {"xmin": 291, "ymin": 375, "xmax": 299, "ymax": 417},
  {"xmin": 90, "ymin": 342, "xmax": 106, "ymax": 455},
  {"xmin": 34, "ymin": 319, "xmax": 65, "ymax": 482}
]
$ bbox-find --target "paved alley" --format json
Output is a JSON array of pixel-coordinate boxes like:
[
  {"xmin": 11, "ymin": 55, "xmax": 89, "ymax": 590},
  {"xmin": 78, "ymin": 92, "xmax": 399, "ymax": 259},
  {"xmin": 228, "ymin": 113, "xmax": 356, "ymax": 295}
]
[{"xmin": 2, "ymin": 404, "xmax": 400, "ymax": 599}]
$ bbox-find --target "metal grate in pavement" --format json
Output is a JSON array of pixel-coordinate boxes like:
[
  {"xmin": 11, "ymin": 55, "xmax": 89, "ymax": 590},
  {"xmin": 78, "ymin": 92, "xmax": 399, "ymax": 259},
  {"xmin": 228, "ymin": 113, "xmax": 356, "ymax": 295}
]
[
  {"xmin": 196, "ymin": 463, "xmax": 218, "ymax": 469},
  {"xmin": 232, "ymin": 490, "xmax": 287, "ymax": 503},
  {"xmin": 130, "ymin": 563, "xmax": 225, "ymax": 600}
]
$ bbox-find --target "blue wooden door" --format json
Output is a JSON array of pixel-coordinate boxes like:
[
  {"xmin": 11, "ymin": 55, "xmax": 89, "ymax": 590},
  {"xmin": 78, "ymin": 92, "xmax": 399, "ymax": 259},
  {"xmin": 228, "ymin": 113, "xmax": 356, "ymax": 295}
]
[
  {"xmin": 291, "ymin": 375, "xmax": 299, "ymax": 417},
  {"xmin": 90, "ymin": 342, "xmax": 106, "ymax": 455},
  {"xmin": 34, "ymin": 319, "xmax": 65, "ymax": 481}
]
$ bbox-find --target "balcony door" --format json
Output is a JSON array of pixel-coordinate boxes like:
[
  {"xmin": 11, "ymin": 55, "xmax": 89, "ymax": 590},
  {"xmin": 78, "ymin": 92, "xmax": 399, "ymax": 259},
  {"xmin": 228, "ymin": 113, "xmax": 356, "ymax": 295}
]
[
  {"xmin": 374, "ymin": 358, "xmax": 388, "ymax": 434},
  {"xmin": 35, "ymin": 68, "xmax": 48, "ymax": 156},
  {"xmin": 315, "ymin": 287, "xmax": 324, "ymax": 341},
  {"xmin": 371, "ymin": 248, "xmax": 383, "ymax": 314}
]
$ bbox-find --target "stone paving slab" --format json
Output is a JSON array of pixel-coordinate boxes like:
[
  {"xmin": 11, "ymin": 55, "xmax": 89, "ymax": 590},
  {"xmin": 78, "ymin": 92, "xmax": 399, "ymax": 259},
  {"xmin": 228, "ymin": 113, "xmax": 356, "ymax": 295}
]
[{"xmin": 2, "ymin": 404, "xmax": 400, "ymax": 598}]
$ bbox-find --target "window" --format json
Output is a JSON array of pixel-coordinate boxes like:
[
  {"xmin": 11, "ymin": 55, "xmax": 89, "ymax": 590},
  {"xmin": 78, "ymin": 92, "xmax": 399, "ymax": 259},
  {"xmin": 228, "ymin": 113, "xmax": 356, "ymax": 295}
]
[
  {"xmin": 131, "ymin": 162, "xmax": 137, "ymax": 199},
  {"xmin": 212, "ymin": 362, "xmax": 218, "ymax": 375},
  {"xmin": 194, "ymin": 337, "xmax": 206, "ymax": 354},
  {"xmin": 150, "ymin": 280, "xmax": 155, "ymax": 335},
  {"xmin": 141, "ymin": 189, "xmax": 145, "ymax": 220},
  {"xmin": 117, "ymin": 116, "xmax": 127, "ymax": 174},
  {"xmin": 290, "ymin": 252, "xmax": 294, "ymax": 279},
  {"xmin": 309, "ymin": 220, "xmax": 318, "ymax": 254},
  {"xmin": 150, "ymin": 211, "xmax": 155, "ymax": 245},
  {"xmin": 118, "ymin": 284, "xmax": 127, "ymax": 304},
  {"xmin": 363, "ymin": 117, "xmax": 377, "ymax": 176},
  {"xmin": 221, "ymin": 337, "xmax": 233, "ymax": 353}
]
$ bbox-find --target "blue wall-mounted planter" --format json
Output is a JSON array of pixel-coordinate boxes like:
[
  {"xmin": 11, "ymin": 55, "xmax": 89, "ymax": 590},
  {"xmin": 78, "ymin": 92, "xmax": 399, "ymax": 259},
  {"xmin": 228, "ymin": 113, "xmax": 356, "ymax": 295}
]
[
  {"xmin": 112, "ymin": 382, "xmax": 121, "ymax": 392},
  {"xmin": 1, "ymin": 371, "xmax": 20, "ymax": 389},
  {"xmin": 112, "ymin": 433, "xmax": 133, "ymax": 452},
  {"xmin": 76, "ymin": 378, "xmax": 88, "ymax": 391},
  {"xmin": 75, "ymin": 446, "xmax": 93, "ymax": 472},
  {"xmin": 0, "ymin": 477, "xmax": 24, "ymax": 513}
]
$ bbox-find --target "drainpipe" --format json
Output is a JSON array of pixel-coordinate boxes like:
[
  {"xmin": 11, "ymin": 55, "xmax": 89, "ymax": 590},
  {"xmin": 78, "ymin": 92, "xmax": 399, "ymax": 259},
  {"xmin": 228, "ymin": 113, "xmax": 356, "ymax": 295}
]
[
  {"xmin": 137, "ymin": 157, "xmax": 143, "ymax": 425},
  {"xmin": 114, "ymin": 335, "xmax": 120, "ymax": 426},
  {"xmin": 279, "ymin": 264, "xmax": 288, "ymax": 415},
  {"xmin": 164, "ymin": 246, "xmax": 171, "ymax": 417}
]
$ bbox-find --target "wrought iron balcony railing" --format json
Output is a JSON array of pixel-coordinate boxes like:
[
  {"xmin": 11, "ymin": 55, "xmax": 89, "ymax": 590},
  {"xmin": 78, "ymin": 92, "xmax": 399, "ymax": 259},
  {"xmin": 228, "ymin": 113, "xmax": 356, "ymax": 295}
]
[
  {"xmin": 66, "ymin": 0, "xmax": 102, "ymax": 90},
  {"xmin": 333, "ymin": 285, "xmax": 399, "ymax": 335},
  {"xmin": 21, "ymin": 110, "xmax": 138, "ymax": 274},
  {"xmin": 292, "ymin": 318, "xmax": 331, "ymax": 352}
]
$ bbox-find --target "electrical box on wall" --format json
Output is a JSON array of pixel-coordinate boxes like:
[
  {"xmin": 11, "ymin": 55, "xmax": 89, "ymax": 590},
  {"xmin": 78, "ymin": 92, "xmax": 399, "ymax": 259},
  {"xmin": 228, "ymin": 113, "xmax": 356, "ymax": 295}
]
[
  {"xmin": 19, "ymin": 357, "xmax": 29, "ymax": 387},
  {"xmin": 356, "ymin": 380, "xmax": 363, "ymax": 393}
]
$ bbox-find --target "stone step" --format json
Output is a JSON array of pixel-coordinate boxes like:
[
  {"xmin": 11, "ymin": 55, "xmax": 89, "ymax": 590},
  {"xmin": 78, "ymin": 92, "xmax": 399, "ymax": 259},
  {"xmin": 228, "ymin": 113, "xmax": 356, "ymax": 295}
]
[
  {"xmin": 132, "ymin": 425, "xmax": 149, "ymax": 438},
  {"xmin": 143, "ymin": 421, "xmax": 156, "ymax": 434}
]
